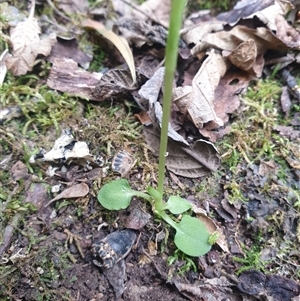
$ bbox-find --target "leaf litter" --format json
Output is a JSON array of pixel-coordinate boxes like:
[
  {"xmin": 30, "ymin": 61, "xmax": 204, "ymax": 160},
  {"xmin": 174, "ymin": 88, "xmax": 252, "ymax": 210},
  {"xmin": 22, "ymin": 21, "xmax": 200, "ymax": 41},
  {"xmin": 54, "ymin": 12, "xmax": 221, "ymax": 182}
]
[{"xmin": 1, "ymin": 0, "xmax": 300, "ymax": 300}]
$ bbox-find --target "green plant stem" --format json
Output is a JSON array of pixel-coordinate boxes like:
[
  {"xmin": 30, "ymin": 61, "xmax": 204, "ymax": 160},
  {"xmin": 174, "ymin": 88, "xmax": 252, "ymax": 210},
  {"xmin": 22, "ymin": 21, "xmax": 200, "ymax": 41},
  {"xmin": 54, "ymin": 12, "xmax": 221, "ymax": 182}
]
[
  {"xmin": 156, "ymin": 209, "xmax": 178, "ymax": 230},
  {"xmin": 132, "ymin": 190, "xmax": 153, "ymax": 203},
  {"xmin": 157, "ymin": 0, "xmax": 186, "ymax": 198}
]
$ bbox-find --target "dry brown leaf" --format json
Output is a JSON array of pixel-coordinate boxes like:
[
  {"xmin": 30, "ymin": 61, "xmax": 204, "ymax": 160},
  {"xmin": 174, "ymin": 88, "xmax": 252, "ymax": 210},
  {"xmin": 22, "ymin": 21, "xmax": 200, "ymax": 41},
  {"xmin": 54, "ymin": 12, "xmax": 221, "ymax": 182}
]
[
  {"xmin": 82, "ymin": 19, "xmax": 136, "ymax": 85},
  {"xmin": 138, "ymin": 67, "xmax": 189, "ymax": 145},
  {"xmin": 121, "ymin": 199, "xmax": 151, "ymax": 230},
  {"xmin": 173, "ymin": 50, "xmax": 228, "ymax": 130},
  {"xmin": 217, "ymin": 0, "xmax": 274, "ymax": 24},
  {"xmin": 275, "ymin": 14, "xmax": 300, "ymax": 48},
  {"xmin": 47, "ymin": 37, "xmax": 92, "ymax": 69},
  {"xmin": 213, "ymin": 70, "xmax": 253, "ymax": 124},
  {"xmin": 44, "ymin": 183, "xmax": 89, "ymax": 207},
  {"xmin": 5, "ymin": 7, "xmax": 56, "ymax": 76},
  {"xmin": 143, "ymin": 125, "xmax": 220, "ymax": 178}
]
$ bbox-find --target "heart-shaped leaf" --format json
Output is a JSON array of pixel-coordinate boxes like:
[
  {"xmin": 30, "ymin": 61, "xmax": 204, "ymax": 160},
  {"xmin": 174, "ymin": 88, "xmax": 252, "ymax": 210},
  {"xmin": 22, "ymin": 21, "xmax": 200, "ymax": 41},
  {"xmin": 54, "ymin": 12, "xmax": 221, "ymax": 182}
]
[
  {"xmin": 97, "ymin": 179, "xmax": 135, "ymax": 210},
  {"xmin": 163, "ymin": 196, "xmax": 191, "ymax": 214},
  {"xmin": 174, "ymin": 215, "xmax": 211, "ymax": 256}
]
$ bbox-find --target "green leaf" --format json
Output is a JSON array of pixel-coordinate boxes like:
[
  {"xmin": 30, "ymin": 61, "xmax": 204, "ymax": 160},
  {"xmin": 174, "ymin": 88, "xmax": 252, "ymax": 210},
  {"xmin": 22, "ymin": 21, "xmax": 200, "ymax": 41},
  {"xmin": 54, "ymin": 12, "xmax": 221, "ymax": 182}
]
[
  {"xmin": 97, "ymin": 179, "xmax": 136, "ymax": 210},
  {"xmin": 174, "ymin": 215, "xmax": 211, "ymax": 256},
  {"xmin": 164, "ymin": 196, "xmax": 191, "ymax": 214}
]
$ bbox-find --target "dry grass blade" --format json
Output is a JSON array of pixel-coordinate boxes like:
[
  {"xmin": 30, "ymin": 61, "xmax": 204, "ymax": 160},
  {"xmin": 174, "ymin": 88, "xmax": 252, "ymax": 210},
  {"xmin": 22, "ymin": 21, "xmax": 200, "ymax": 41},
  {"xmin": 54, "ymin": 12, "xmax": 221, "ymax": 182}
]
[{"xmin": 82, "ymin": 18, "xmax": 136, "ymax": 85}]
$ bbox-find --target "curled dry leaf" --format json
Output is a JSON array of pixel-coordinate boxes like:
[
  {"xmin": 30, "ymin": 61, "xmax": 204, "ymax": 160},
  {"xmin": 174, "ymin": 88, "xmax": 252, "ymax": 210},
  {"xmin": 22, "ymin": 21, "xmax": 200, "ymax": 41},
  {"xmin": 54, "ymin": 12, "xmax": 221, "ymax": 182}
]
[
  {"xmin": 143, "ymin": 125, "xmax": 220, "ymax": 178},
  {"xmin": 82, "ymin": 19, "xmax": 136, "ymax": 85},
  {"xmin": 5, "ymin": 16, "xmax": 56, "ymax": 76},
  {"xmin": 173, "ymin": 50, "xmax": 228, "ymax": 130},
  {"xmin": 224, "ymin": 39, "xmax": 257, "ymax": 72},
  {"xmin": 92, "ymin": 69, "xmax": 140, "ymax": 101},
  {"xmin": 196, "ymin": 214, "xmax": 229, "ymax": 253}
]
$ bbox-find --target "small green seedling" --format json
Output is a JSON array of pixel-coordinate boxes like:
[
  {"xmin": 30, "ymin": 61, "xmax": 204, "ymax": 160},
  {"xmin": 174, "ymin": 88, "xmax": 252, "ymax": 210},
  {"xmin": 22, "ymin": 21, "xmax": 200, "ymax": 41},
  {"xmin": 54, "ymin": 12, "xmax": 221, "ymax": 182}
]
[{"xmin": 97, "ymin": 0, "xmax": 212, "ymax": 257}]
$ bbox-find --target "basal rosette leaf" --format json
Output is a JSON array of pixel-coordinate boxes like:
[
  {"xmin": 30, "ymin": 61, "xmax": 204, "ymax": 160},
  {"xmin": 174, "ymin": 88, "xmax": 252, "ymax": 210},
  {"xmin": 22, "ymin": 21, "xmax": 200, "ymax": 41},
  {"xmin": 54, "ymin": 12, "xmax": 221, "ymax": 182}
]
[
  {"xmin": 97, "ymin": 179, "xmax": 135, "ymax": 210},
  {"xmin": 174, "ymin": 215, "xmax": 211, "ymax": 256},
  {"xmin": 164, "ymin": 196, "xmax": 191, "ymax": 214}
]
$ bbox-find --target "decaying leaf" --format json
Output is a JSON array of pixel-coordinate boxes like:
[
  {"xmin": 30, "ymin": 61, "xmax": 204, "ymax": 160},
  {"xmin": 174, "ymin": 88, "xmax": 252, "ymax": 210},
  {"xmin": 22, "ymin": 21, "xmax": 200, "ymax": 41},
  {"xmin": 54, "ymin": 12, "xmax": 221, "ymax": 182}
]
[
  {"xmin": 173, "ymin": 277, "xmax": 242, "ymax": 301},
  {"xmin": 211, "ymin": 70, "xmax": 253, "ymax": 127},
  {"xmin": 138, "ymin": 67, "xmax": 189, "ymax": 145},
  {"xmin": 46, "ymin": 58, "xmax": 101, "ymax": 100},
  {"xmin": 82, "ymin": 18, "xmax": 136, "ymax": 85},
  {"xmin": 217, "ymin": 0, "xmax": 293, "ymax": 30},
  {"xmin": 5, "ymin": 4, "xmax": 56, "ymax": 76},
  {"xmin": 173, "ymin": 50, "xmax": 228, "ymax": 130},
  {"xmin": 181, "ymin": 21, "xmax": 225, "ymax": 46},
  {"xmin": 121, "ymin": 199, "xmax": 151, "ymax": 230}
]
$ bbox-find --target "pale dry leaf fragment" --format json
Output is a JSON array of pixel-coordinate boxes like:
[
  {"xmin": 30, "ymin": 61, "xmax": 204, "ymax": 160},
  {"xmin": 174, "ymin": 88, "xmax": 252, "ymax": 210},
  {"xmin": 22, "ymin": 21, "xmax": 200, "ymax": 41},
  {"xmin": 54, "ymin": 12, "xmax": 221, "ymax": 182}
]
[
  {"xmin": 181, "ymin": 21, "xmax": 225, "ymax": 46},
  {"xmin": 5, "ymin": 8, "xmax": 56, "ymax": 76},
  {"xmin": 136, "ymin": 0, "xmax": 171, "ymax": 27},
  {"xmin": 138, "ymin": 66, "xmax": 165, "ymax": 106},
  {"xmin": 217, "ymin": 0, "xmax": 274, "ymax": 24},
  {"xmin": 82, "ymin": 19, "xmax": 136, "ymax": 85},
  {"xmin": 173, "ymin": 50, "xmax": 228, "ymax": 130},
  {"xmin": 0, "ymin": 49, "xmax": 9, "ymax": 85},
  {"xmin": 138, "ymin": 67, "xmax": 189, "ymax": 145},
  {"xmin": 218, "ymin": 0, "xmax": 293, "ymax": 30}
]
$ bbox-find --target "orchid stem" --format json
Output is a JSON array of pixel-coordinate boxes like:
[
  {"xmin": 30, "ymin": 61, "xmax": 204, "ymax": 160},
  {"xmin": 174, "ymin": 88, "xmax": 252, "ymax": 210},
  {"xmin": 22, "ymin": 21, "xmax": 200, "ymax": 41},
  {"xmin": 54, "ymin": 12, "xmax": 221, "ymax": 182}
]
[{"xmin": 157, "ymin": 0, "xmax": 186, "ymax": 199}]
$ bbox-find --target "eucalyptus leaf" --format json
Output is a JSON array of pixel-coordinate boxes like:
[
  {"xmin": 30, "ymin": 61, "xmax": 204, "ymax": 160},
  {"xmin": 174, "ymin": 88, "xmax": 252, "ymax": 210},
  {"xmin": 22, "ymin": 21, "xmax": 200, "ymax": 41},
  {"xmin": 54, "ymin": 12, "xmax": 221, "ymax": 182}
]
[
  {"xmin": 174, "ymin": 215, "xmax": 211, "ymax": 256},
  {"xmin": 97, "ymin": 179, "xmax": 135, "ymax": 210},
  {"xmin": 164, "ymin": 196, "xmax": 191, "ymax": 214}
]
